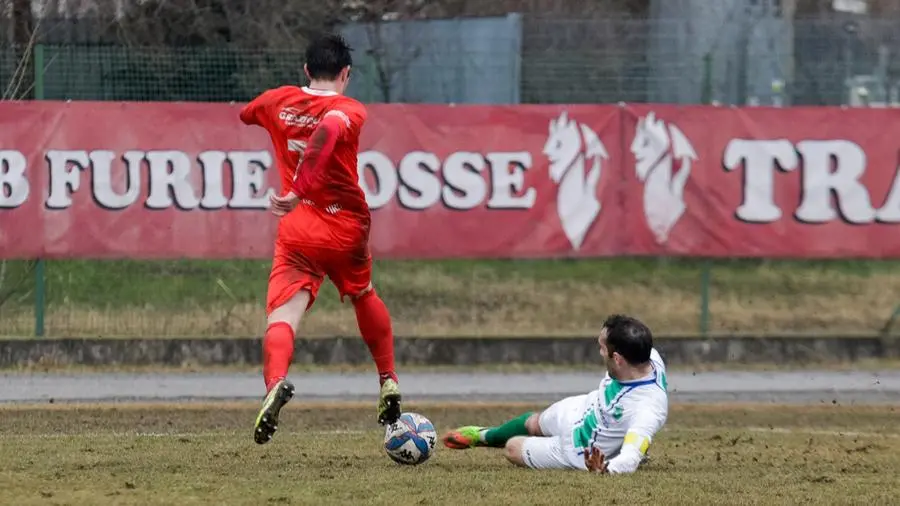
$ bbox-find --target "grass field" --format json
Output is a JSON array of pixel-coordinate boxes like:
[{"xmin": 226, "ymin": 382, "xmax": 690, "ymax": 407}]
[
  {"xmin": 2, "ymin": 258, "xmax": 900, "ymax": 338},
  {"xmin": 0, "ymin": 403, "xmax": 897, "ymax": 505}
]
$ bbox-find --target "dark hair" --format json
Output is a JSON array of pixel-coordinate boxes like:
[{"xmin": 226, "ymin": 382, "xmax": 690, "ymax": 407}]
[
  {"xmin": 602, "ymin": 314, "xmax": 653, "ymax": 366},
  {"xmin": 305, "ymin": 34, "xmax": 353, "ymax": 81}
]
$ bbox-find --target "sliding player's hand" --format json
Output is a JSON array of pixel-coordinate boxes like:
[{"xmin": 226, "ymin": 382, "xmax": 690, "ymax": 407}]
[
  {"xmin": 584, "ymin": 446, "xmax": 609, "ymax": 474},
  {"xmin": 270, "ymin": 191, "xmax": 300, "ymax": 217}
]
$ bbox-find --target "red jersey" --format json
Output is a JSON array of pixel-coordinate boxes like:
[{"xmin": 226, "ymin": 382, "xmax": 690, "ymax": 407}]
[{"xmin": 240, "ymin": 85, "xmax": 369, "ymax": 219}]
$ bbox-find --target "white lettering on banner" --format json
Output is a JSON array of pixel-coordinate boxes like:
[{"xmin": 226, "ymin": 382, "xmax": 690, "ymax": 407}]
[
  {"xmin": 36, "ymin": 149, "xmax": 273, "ymax": 211},
  {"xmin": 357, "ymin": 150, "xmax": 537, "ymax": 211},
  {"xmin": 90, "ymin": 150, "xmax": 142, "ymax": 209},
  {"xmin": 358, "ymin": 151, "xmax": 397, "ymax": 209},
  {"xmin": 0, "ymin": 150, "xmax": 29, "ymax": 208},
  {"xmin": 724, "ymin": 138, "xmax": 900, "ymax": 224},
  {"xmin": 794, "ymin": 140, "xmax": 875, "ymax": 224},
  {"xmin": 46, "ymin": 150, "xmax": 90, "ymax": 209},
  {"xmin": 145, "ymin": 151, "xmax": 200, "ymax": 210},
  {"xmin": 486, "ymin": 152, "xmax": 536, "ymax": 209},
  {"xmin": 398, "ymin": 151, "xmax": 442, "ymax": 210},
  {"xmin": 228, "ymin": 151, "xmax": 274, "ymax": 209},
  {"xmin": 877, "ymin": 168, "xmax": 900, "ymax": 222},
  {"xmin": 198, "ymin": 151, "xmax": 229, "ymax": 209},
  {"xmin": 723, "ymin": 139, "xmax": 799, "ymax": 223},
  {"xmin": 442, "ymin": 151, "xmax": 487, "ymax": 210}
]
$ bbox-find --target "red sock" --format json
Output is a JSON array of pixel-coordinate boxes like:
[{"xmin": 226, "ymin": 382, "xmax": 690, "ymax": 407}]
[
  {"xmin": 353, "ymin": 291, "xmax": 398, "ymax": 384},
  {"xmin": 263, "ymin": 322, "xmax": 295, "ymax": 392}
]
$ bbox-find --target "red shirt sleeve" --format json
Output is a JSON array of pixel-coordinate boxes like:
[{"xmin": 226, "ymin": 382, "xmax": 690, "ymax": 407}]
[
  {"xmin": 289, "ymin": 100, "xmax": 367, "ymax": 198},
  {"xmin": 239, "ymin": 93, "xmax": 267, "ymax": 126},
  {"xmin": 289, "ymin": 114, "xmax": 343, "ymax": 197},
  {"xmin": 240, "ymin": 87, "xmax": 290, "ymax": 126},
  {"xmin": 322, "ymin": 100, "xmax": 367, "ymax": 140}
]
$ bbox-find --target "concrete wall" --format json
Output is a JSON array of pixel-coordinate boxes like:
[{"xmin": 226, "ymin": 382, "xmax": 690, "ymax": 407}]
[{"xmin": 2, "ymin": 336, "xmax": 897, "ymax": 368}]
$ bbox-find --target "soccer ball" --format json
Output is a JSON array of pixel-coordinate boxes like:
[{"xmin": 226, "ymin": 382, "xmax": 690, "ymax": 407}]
[{"xmin": 383, "ymin": 412, "xmax": 437, "ymax": 465}]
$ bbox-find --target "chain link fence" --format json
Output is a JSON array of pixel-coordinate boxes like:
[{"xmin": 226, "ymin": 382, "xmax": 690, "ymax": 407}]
[{"xmin": 3, "ymin": 16, "xmax": 900, "ymax": 105}]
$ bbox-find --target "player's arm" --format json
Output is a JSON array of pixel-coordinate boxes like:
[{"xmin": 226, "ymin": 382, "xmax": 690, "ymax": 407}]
[
  {"xmin": 288, "ymin": 106, "xmax": 365, "ymax": 198},
  {"xmin": 239, "ymin": 88, "xmax": 281, "ymax": 126},
  {"xmin": 585, "ymin": 405, "xmax": 665, "ymax": 475},
  {"xmin": 288, "ymin": 114, "xmax": 343, "ymax": 198},
  {"xmin": 270, "ymin": 104, "xmax": 365, "ymax": 216},
  {"xmin": 269, "ymin": 114, "xmax": 344, "ymax": 216},
  {"xmin": 604, "ymin": 408, "xmax": 665, "ymax": 475}
]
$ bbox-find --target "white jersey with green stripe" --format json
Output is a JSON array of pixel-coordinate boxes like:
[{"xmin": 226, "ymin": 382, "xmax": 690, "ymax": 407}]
[{"xmin": 572, "ymin": 348, "xmax": 668, "ymax": 472}]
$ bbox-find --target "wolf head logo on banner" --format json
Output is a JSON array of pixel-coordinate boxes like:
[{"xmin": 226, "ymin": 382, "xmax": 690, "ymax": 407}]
[
  {"xmin": 543, "ymin": 111, "xmax": 609, "ymax": 250},
  {"xmin": 631, "ymin": 112, "xmax": 698, "ymax": 245}
]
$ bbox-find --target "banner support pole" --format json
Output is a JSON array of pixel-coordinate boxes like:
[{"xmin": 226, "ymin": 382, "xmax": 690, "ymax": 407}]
[
  {"xmin": 33, "ymin": 43, "xmax": 46, "ymax": 338},
  {"xmin": 700, "ymin": 261, "xmax": 711, "ymax": 338}
]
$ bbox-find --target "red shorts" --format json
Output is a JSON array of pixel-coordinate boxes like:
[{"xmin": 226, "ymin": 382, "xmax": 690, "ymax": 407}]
[{"xmin": 266, "ymin": 203, "xmax": 372, "ymax": 315}]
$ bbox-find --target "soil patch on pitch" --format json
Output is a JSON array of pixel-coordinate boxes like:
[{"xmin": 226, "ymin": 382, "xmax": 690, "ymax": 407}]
[{"xmin": 1, "ymin": 402, "xmax": 896, "ymax": 435}]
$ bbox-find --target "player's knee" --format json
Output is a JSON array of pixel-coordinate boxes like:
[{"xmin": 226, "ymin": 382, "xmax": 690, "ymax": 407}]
[
  {"xmin": 525, "ymin": 412, "xmax": 544, "ymax": 436},
  {"xmin": 349, "ymin": 283, "xmax": 375, "ymax": 304},
  {"xmin": 503, "ymin": 436, "xmax": 527, "ymax": 466}
]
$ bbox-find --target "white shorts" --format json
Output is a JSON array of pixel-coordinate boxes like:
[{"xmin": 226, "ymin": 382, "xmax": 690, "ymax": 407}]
[{"xmin": 520, "ymin": 394, "xmax": 590, "ymax": 470}]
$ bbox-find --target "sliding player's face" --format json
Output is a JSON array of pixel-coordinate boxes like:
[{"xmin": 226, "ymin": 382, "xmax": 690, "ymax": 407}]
[
  {"xmin": 598, "ymin": 328, "xmax": 624, "ymax": 379},
  {"xmin": 598, "ymin": 329, "xmax": 613, "ymax": 372}
]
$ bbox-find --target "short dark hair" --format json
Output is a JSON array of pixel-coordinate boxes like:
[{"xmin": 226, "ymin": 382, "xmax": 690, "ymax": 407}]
[
  {"xmin": 305, "ymin": 34, "xmax": 353, "ymax": 81},
  {"xmin": 602, "ymin": 314, "xmax": 653, "ymax": 366}
]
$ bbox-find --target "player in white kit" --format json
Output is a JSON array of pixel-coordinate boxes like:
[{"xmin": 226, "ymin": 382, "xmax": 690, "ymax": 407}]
[{"xmin": 442, "ymin": 314, "xmax": 668, "ymax": 474}]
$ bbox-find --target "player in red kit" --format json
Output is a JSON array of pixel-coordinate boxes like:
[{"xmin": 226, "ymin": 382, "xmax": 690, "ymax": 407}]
[{"xmin": 239, "ymin": 34, "xmax": 401, "ymax": 445}]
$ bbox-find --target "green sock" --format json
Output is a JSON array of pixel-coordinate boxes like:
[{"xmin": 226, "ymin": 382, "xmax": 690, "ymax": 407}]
[{"xmin": 482, "ymin": 412, "xmax": 533, "ymax": 447}]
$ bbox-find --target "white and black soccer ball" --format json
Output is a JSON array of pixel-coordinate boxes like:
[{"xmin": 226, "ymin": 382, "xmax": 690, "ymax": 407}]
[{"xmin": 383, "ymin": 412, "xmax": 437, "ymax": 465}]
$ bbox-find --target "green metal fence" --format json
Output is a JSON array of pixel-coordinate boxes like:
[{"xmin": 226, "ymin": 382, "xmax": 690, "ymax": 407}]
[
  {"xmin": 4, "ymin": 16, "xmax": 900, "ymax": 106},
  {"xmin": 2, "ymin": 258, "xmax": 900, "ymax": 339}
]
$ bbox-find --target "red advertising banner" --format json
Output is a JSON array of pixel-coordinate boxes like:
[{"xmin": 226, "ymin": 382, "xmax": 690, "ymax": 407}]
[{"xmin": 1, "ymin": 101, "xmax": 900, "ymax": 259}]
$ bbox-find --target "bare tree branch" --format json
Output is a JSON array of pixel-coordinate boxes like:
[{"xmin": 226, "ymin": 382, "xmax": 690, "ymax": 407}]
[{"xmin": 3, "ymin": 0, "xmax": 41, "ymax": 101}]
